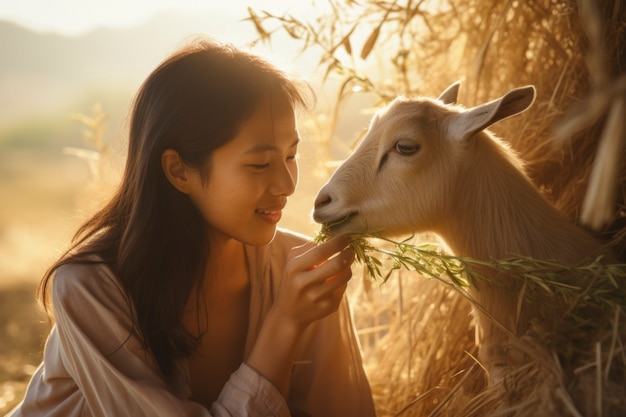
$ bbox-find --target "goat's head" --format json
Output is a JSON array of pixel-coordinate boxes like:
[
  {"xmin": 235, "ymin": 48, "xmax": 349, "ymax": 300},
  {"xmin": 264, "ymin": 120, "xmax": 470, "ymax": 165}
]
[{"xmin": 313, "ymin": 82, "xmax": 535, "ymax": 237}]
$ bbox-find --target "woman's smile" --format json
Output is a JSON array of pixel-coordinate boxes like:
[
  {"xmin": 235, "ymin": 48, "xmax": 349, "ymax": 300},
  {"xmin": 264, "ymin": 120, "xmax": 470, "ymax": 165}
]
[{"xmin": 256, "ymin": 208, "xmax": 283, "ymax": 224}]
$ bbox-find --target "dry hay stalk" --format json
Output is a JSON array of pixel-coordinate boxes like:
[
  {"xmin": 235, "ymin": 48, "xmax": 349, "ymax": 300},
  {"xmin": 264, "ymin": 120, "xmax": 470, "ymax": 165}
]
[
  {"xmin": 251, "ymin": 0, "xmax": 626, "ymax": 415},
  {"xmin": 350, "ymin": 268, "xmax": 482, "ymax": 417},
  {"xmin": 340, "ymin": 231, "xmax": 626, "ymax": 416},
  {"xmin": 342, "ymin": 1, "xmax": 626, "ymax": 415},
  {"xmin": 451, "ymin": 0, "xmax": 626, "ymax": 244},
  {"xmin": 350, "ymin": 265, "xmax": 626, "ymax": 417}
]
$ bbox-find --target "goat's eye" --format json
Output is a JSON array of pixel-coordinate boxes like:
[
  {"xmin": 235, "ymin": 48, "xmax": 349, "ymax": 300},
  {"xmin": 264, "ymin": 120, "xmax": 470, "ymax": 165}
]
[{"xmin": 394, "ymin": 140, "xmax": 421, "ymax": 155}]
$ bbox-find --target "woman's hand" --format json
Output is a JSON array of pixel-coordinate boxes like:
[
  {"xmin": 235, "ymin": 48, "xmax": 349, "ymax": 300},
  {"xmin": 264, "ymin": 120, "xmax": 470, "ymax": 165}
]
[
  {"xmin": 245, "ymin": 235, "xmax": 355, "ymax": 396},
  {"xmin": 272, "ymin": 234, "xmax": 355, "ymax": 331}
]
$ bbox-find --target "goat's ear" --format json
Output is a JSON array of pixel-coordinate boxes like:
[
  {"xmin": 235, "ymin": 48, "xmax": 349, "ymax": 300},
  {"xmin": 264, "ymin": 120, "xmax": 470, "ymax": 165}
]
[
  {"xmin": 447, "ymin": 85, "xmax": 536, "ymax": 141},
  {"xmin": 438, "ymin": 81, "xmax": 461, "ymax": 105}
]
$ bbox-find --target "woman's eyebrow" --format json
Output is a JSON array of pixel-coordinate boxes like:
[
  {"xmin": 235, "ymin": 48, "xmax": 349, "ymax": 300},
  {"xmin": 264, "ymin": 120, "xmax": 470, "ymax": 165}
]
[{"xmin": 244, "ymin": 138, "xmax": 300, "ymax": 154}]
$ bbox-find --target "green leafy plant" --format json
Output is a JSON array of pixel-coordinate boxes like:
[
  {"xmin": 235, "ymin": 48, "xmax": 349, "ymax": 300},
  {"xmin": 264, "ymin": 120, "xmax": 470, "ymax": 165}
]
[{"xmin": 315, "ymin": 225, "xmax": 626, "ymax": 315}]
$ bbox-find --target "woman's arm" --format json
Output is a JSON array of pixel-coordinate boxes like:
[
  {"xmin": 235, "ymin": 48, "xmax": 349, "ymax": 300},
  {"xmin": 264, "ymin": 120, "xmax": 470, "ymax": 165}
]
[
  {"xmin": 246, "ymin": 235, "xmax": 354, "ymax": 396},
  {"xmin": 39, "ymin": 262, "xmax": 289, "ymax": 417}
]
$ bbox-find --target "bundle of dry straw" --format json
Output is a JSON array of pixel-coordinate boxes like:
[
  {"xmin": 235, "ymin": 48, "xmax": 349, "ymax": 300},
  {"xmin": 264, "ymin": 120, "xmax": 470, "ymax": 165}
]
[
  {"xmin": 317, "ymin": 231, "xmax": 626, "ymax": 416},
  {"xmin": 250, "ymin": 0, "xmax": 626, "ymax": 415}
]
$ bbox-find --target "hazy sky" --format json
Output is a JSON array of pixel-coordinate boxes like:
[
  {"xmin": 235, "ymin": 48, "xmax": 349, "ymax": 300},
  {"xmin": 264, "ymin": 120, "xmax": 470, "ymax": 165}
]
[{"xmin": 0, "ymin": 0, "xmax": 301, "ymax": 36}]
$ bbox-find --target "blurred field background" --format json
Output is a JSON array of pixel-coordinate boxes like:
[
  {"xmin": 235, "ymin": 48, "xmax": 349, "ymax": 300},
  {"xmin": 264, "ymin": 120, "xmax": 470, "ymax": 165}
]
[
  {"xmin": 1, "ymin": 0, "xmax": 625, "ymax": 416},
  {"xmin": 0, "ymin": 2, "xmax": 373, "ymax": 413}
]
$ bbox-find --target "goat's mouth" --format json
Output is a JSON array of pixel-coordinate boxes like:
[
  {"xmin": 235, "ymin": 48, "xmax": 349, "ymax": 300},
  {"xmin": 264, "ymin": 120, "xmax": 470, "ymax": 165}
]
[{"xmin": 319, "ymin": 212, "xmax": 358, "ymax": 234}]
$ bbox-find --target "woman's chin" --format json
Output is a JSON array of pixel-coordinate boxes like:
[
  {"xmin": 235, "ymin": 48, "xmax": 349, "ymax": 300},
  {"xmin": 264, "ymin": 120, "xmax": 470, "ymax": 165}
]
[{"xmin": 247, "ymin": 228, "xmax": 277, "ymax": 247}]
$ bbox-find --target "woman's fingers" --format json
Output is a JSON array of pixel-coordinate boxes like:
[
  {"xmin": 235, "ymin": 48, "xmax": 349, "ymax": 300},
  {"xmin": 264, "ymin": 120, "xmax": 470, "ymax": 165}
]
[
  {"xmin": 302, "ymin": 246, "xmax": 354, "ymax": 302},
  {"xmin": 307, "ymin": 269, "xmax": 352, "ymax": 304},
  {"xmin": 293, "ymin": 243, "xmax": 353, "ymax": 286},
  {"xmin": 289, "ymin": 239, "xmax": 316, "ymax": 258},
  {"xmin": 315, "ymin": 247, "xmax": 354, "ymax": 284},
  {"xmin": 292, "ymin": 234, "xmax": 352, "ymax": 270},
  {"xmin": 275, "ymin": 234, "xmax": 355, "ymax": 327}
]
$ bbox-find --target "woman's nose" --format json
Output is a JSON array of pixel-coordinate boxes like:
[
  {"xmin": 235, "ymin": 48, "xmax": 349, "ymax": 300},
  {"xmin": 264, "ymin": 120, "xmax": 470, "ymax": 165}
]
[{"xmin": 269, "ymin": 161, "xmax": 297, "ymax": 196}]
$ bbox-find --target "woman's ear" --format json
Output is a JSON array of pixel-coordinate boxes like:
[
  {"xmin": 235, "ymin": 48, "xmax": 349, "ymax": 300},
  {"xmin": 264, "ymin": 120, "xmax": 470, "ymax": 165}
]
[{"xmin": 161, "ymin": 149, "xmax": 194, "ymax": 194}]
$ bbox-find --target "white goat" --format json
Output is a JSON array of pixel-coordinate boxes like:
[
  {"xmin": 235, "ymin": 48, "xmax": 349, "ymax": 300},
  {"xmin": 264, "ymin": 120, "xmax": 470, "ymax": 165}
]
[{"xmin": 313, "ymin": 83, "xmax": 609, "ymax": 377}]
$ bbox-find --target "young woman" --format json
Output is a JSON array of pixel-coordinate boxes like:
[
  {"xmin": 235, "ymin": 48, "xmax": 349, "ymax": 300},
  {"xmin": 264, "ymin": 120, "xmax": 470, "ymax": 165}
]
[{"xmin": 9, "ymin": 37, "xmax": 376, "ymax": 417}]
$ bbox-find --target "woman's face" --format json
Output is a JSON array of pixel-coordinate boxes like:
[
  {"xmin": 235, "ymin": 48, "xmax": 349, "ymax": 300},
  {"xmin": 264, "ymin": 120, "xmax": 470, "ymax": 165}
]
[{"xmin": 187, "ymin": 93, "xmax": 300, "ymax": 247}]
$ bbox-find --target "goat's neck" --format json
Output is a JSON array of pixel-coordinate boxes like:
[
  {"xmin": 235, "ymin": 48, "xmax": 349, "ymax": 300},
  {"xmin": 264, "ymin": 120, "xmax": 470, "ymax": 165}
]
[{"xmin": 439, "ymin": 134, "xmax": 601, "ymax": 264}]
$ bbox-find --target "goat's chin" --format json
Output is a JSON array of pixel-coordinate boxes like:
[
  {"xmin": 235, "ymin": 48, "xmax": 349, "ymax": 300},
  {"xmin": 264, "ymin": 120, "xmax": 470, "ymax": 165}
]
[
  {"xmin": 321, "ymin": 220, "xmax": 420, "ymax": 241},
  {"xmin": 316, "ymin": 212, "xmax": 364, "ymax": 236}
]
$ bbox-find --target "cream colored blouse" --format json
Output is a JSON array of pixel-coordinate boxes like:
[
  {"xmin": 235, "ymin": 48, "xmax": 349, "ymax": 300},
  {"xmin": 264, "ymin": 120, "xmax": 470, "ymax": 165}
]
[{"xmin": 8, "ymin": 229, "xmax": 376, "ymax": 417}]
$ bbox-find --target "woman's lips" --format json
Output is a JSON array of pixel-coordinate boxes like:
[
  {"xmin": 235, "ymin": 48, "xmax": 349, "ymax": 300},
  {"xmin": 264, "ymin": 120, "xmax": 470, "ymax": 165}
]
[{"xmin": 256, "ymin": 208, "xmax": 282, "ymax": 224}]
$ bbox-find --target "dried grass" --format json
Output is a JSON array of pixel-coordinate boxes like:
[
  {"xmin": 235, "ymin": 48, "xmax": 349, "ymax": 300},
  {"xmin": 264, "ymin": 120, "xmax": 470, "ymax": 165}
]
[
  {"xmin": 350, "ymin": 267, "xmax": 482, "ymax": 417},
  {"xmin": 357, "ymin": 273, "xmax": 624, "ymax": 417},
  {"xmin": 250, "ymin": 0, "xmax": 626, "ymax": 415},
  {"xmin": 321, "ymin": 231, "xmax": 626, "ymax": 416}
]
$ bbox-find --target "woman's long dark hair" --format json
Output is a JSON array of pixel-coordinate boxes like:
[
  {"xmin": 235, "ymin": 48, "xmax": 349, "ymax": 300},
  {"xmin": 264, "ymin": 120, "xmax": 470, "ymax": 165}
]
[{"xmin": 38, "ymin": 36, "xmax": 310, "ymax": 380}]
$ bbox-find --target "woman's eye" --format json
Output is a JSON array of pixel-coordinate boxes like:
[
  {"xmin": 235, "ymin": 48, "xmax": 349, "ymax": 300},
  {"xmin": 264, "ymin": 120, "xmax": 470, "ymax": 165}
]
[
  {"xmin": 250, "ymin": 163, "xmax": 269, "ymax": 169},
  {"xmin": 394, "ymin": 140, "xmax": 421, "ymax": 155},
  {"xmin": 287, "ymin": 154, "xmax": 298, "ymax": 162}
]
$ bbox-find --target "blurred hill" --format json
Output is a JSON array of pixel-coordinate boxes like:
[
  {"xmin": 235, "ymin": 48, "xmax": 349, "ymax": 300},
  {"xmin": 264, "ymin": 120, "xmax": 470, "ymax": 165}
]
[{"xmin": 0, "ymin": 10, "xmax": 258, "ymax": 126}]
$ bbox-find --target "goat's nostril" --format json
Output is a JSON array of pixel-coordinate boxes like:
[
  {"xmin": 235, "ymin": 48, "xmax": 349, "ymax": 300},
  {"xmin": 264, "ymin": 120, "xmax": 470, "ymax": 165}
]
[{"xmin": 314, "ymin": 194, "xmax": 332, "ymax": 209}]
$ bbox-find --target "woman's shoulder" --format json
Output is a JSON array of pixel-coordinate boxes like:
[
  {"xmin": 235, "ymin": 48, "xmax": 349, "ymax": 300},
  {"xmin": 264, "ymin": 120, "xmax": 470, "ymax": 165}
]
[
  {"xmin": 54, "ymin": 256, "xmax": 116, "ymax": 289},
  {"xmin": 52, "ymin": 256, "xmax": 127, "ymax": 313}
]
